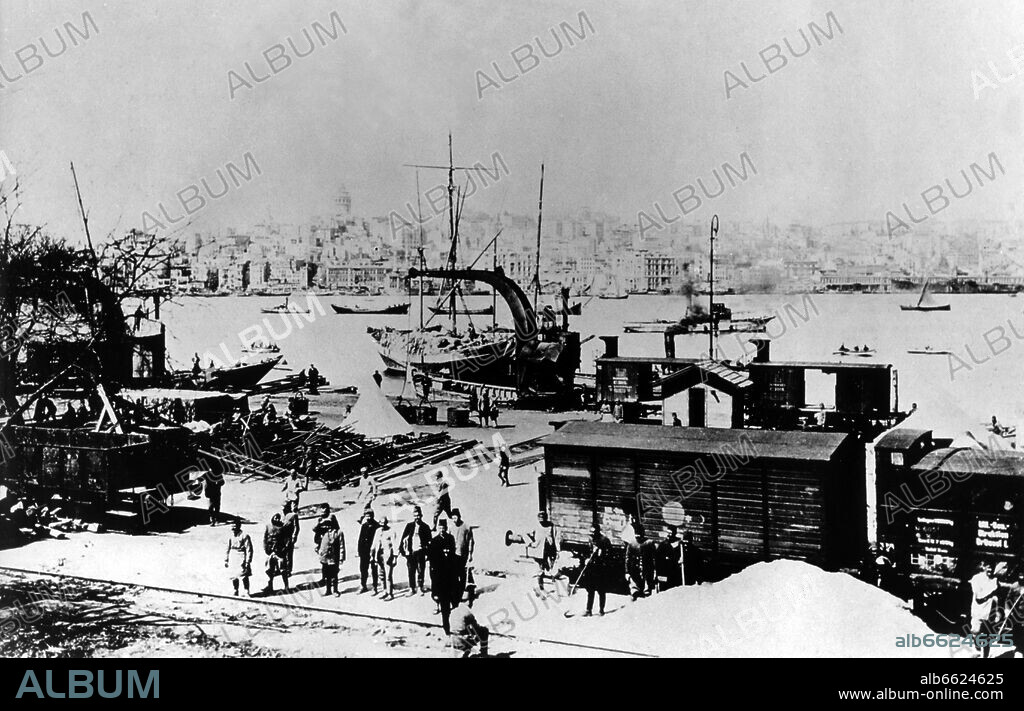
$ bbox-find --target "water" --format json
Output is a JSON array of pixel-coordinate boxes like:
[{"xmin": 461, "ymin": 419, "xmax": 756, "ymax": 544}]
[{"xmin": 159, "ymin": 292, "xmax": 1024, "ymax": 435}]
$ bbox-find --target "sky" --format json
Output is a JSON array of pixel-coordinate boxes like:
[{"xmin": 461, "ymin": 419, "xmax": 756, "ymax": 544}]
[{"xmin": 1, "ymin": 0, "xmax": 1023, "ymax": 243}]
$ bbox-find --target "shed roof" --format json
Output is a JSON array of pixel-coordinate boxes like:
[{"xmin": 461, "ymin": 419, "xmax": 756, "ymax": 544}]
[{"xmin": 542, "ymin": 421, "xmax": 852, "ymax": 462}]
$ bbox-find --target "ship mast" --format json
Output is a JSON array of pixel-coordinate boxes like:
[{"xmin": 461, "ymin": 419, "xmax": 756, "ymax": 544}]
[
  {"xmin": 708, "ymin": 214, "xmax": 719, "ymax": 360},
  {"xmin": 533, "ymin": 163, "xmax": 545, "ymax": 312}
]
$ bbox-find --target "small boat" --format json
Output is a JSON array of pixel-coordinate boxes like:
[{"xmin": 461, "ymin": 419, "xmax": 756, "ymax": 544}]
[
  {"xmin": 907, "ymin": 346, "xmax": 951, "ymax": 355},
  {"xmin": 900, "ymin": 280, "xmax": 950, "ymax": 311},
  {"xmin": 331, "ymin": 303, "xmax": 409, "ymax": 315},
  {"xmin": 242, "ymin": 341, "xmax": 280, "ymax": 354},
  {"xmin": 428, "ymin": 304, "xmax": 494, "ymax": 316},
  {"xmin": 833, "ymin": 346, "xmax": 876, "ymax": 357},
  {"xmin": 195, "ymin": 355, "xmax": 283, "ymax": 391},
  {"xmin": 597, "ymin": 293, "xmax": 628, "ymax": 300}
]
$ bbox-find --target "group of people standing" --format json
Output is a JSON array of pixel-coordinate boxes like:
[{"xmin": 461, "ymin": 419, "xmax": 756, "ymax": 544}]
[{"xmin": 578, "ymin": 518, "xmax": 701, "ymax": 616}]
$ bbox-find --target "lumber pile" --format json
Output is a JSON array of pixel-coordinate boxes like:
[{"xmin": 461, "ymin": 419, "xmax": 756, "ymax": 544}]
[{"xmin": 207, "ymin": 425, "xmax": 481, "ymax": 489}]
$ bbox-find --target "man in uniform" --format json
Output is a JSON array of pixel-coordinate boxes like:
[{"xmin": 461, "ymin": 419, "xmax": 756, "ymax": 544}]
[
  {"xmin": 429, "ymin": 518, "xmax": 458, "ymax": 634},
  {"xmin": 580, "ymin": 525, "xmax": 612, "ymax": 616},
  {"xmin": 497, "ymin": 445, "xmax": 511, "ymax": 487},
  {"xmin": 625, "ymin": 524, "xmax": 649, "ymax": 600},
  {"xmin": 655, "ymin": 525, "xmax": 683, "ymax": 591},
  {"xmin": 282, "ymin": 469, "xmax": 308, "ymax": 511},
  {"xmin": 432, "ymin": 472, "xmax": 453, "ymax": 528}
]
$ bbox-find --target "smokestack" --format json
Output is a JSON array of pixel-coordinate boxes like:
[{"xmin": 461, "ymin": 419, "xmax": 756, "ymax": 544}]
[{"xmin": 599, "ymin": 335, "xmax": 619, "ymax": 358}]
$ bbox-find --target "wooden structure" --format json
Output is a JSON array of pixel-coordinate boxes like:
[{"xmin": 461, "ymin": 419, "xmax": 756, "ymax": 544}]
[
  {"xmin": 540, "ymin": 421, "xmax": 866, "ymax": 581},
  {"xmin": 875, "ymin": 428, "xmax": 1023, "ymax": 593},
  {"xmin": 2, "ymin": 425, "xmax": 195, "ymax": 517}
]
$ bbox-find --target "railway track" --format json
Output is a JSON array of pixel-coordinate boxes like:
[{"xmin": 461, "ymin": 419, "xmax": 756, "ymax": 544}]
[{"xmin": 0, "ymin": 565, "xmax": 656, "ymax": 658}]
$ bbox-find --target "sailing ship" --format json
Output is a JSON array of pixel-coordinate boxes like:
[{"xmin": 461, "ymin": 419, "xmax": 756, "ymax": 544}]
[
  {"xmin": 597, "ymin": 275, "xmax": 629, "ymax": 299},
  {"xmin": 332, "ymin": 303, "xmax": 410, "ymax": 315},
  {"xmin": 900, "ymin": 280, "xmax": 950, "ymax": 311}
]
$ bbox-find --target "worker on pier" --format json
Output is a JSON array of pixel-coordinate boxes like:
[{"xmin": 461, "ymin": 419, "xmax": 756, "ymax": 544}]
[
  {"xmin": 192, "ymin": 353, "xmax": 202, "ymax": 379},
  {"xmin": 282, "ymin": 468, "xmax": 308, "ymax": 511},
  {"xmin": 432, "ymin": 472, "xmax": 453, "ymax": 528},
  {"xmin": 969, "ymin": 562, "xmax": 1001, "ymax": 658},
  {"xmin": 299, "ymin": 445, "xmax": 318, "ymax": 481},
  {"xmin": 625, "ymin": 524, "xmax": 650, "ymax": 600},
  {"xmin": 655, "ymin": 525, "xmax": 683, "ymax": 591},
  {"xmin": 317, "ymin": 515, "xmax": 343, "ymax": 597},
  {"xmin": 480, "ymin": 390, "xmax": 491, "ymax": 427},
  {"xmin": 1004, "ymin": 568, "xmax": 1024, "ymax": 658},
  {"xmin": 371, "ymin": 517, "xmax": 398, "ymax": 600},
  {"xmin": 580, "ymin": 525, "xmax": 612, "ymax": 617},
  {"xmin": 225, "ymin": 518, "xmax": 253, "ymax": 597},
  {"xmin": 420, "ymin": 371, "xmax": 432, "ymax": 404},
  {"xmin": 497, "ymin": 445, "xmax": 511, "ymax": 487},
  {"xmin": 373, "ymin": 370, "xmax": 383, "ymax": 387},
  {"xmin": 356, "ymin": 467, "xmax": 379, "ymax": 512},
  {"xmin": 526, "ymin": 511, "xmax": 558, "ymax": 591},
  {"xmin": 308, "ymin": 364, "xmax": 320, "ymax": 395},
  {"xmin": 357, "ymin": 510, "xmax": 380, "ymax": 594},
  {"xmin": 449, "ymin": 604, "xmax": 489, "ymax": 657},
  {"xmin": 468, "ymin": 390, "xmax": 479, "ymax": 425},
  {"xmin": 33, "ymin": 396, "xmax": 56, "ymax": 423},
  {"xmin": 204, "ymin": 471, "xmax": 224, "ymax": 526},
  {"xmin": 262, "ymin": 513, "xmax": 287, "ymax": 594},
  {"xmin": 428, "ymin": 518, "xmax": 458, "ymax": 634},
  {"xmin": 682, "ymin": 531, "xmax": 703, "ymax": 585},
  {"xmin": 400, "ymin": 506, "xmax": 431, "ymax": 595},
  {"xmin": 451, "ymin": 509, "xmax": 475, "ymax": 604},
  {"xmin": 671, "ymin": 413, "xmax": 682, "ymax": 427}
]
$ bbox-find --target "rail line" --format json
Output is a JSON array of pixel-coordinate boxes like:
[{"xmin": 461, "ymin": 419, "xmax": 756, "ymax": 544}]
[{"xmin": 0, "ymin": 565, "xmax": 657, "ymax": 658}]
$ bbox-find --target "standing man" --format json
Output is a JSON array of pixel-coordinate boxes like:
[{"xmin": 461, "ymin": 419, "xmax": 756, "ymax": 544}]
[
  {"xmin": 317, "ymin": 515, "xmax": 343, "ymax": 596},
  {"xmin": 641, "ymin": 527, "xmax": 658, "ymax": 594},
  {"xmin": 420, "ymin": 372, "xmax": 432, "ymax": 404},
  {"xmin": 262, "ymin": 513, "xmax": 286, "ymax": 595},
  {"xmin": 356, "ymin": 467, "xmax": 379, "ymax": 512},
  {"xmin": 373, "ymin": 370, "xmax": 383, "ymax": 387},
  {"xmin": 432, "ymin": 472, "xmax": 453, "ymax": 528},
  {"xmin": 371, "ymin": 517, "xmax": 398, "ymax": 600},
  {"xmin": 282, "ymin": 469, "xmax": 308, "ymax": 511},
  {"xmin": 671, "ymin": 413, "xmax": 682, "ymax": 427},
  {"xmin": 580, "ymin": 525, "xmax": 612, "ymax": 617},
  {"xmin": 279, "ymin": 501, "xmax": 300, "ymax": 590},
  {"xmin": 468, "ymin": 390, "xmax": 479, "ymax": 426},
  {"xmin": 429, "ymin": 518, "xmax": 458, "ymax": 634},
  {"xmin": 655, "ymin": 525, "xmax": 683, "ymax": 591},
  {"xmin": 681, "ymin": 530, "xmax": 703, "ymax": 586},
  {"xmin": 481, "ymin": 390, "xmax": 491, "ymax": 427},
  {"xmin": 451, "ymin": 509, "xmax": 475, "ymax": 604},
  {"xmin": 625, "ymin": 524, "xmax": 649, "ymax": 600},
  {"xmin": 308, "ymin": 364, "xmax": 320, "ymax": 395},
  {"xmin": 299, "ymin": 445, "xmax": 318, "ymax": 481},
  {"xmin": 969, "ymin": 562, "xmax": 1000, "ymax": 658},
  {"xmin": 357, "ymin": 510, "xmax": 380, "ymax": 594},
  {"xmin": 204, "ymin": 471, "xmax": 224, "ymax": 526},
  {"xmin": 497, "ymin": 445, "xmax": 511, "ymax": 487},
  {"xmin": 1003, "ymin": 568, "xmax": 1024, "ymax": 659},
  {"xmin": 224, "ymin": 518, "xmax": 253, "ymax": 597},
  {"xmin": 400, "ymin": 506, "xmax": 431, "ymax": 595},
  {"xmin": 526, "ymin": 511, "xmax": 558, "ymax": 591}
]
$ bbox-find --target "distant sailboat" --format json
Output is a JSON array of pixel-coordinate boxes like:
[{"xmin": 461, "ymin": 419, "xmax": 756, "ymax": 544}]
[{"xmin": 900, "ymin": 280, "xmax": 950, "ymax": 311}]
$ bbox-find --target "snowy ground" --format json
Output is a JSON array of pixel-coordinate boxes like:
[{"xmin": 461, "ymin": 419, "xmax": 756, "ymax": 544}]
[{"xmin": 0, "ymin": 388, "xmax": 977, "ymax": 658}]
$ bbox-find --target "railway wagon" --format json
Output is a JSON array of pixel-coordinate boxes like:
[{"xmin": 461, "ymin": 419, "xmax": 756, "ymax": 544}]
[
  {"xmin": 540, "ymin": 421, "xmax": 866, "ymax": 585},
  {"xmin": 875, "ymin": 428, "xmax": 1023, "ymax": 601},
  {"xmin": 2, "ymin": 425, "xmax": 196, "ymax": 520}
]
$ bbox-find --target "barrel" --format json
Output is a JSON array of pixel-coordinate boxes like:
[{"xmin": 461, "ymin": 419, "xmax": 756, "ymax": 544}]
[{"xmin": 447, "ymin": 407, "xmax": 471, "ymax": 428}]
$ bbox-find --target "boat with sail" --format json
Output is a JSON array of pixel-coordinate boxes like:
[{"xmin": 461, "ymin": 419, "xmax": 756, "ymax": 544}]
[{"xmin": 900, "ymin": 279, "xmax": 950, "ymax": 311}]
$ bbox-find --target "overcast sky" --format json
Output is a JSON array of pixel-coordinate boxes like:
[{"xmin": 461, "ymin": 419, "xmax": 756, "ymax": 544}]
[{"xmin": 1, "ymin": 0, "xmax": 1022, "ymax": 242}]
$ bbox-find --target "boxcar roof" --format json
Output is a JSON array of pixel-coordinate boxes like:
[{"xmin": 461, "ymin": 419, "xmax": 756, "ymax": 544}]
[
  {"xmin": 875, "ymin": 428, "xmax": 932, "ymax": 450},
  {"xmin": 542, "ymin": 421, "xmax": 851, "ymax": 462},
  {"xmin": 911, "ymin": 448, "xmax": 1024, "ymax": 478}
]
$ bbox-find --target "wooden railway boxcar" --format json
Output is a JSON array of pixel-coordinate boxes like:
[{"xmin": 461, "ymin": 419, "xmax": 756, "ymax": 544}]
[
  {"xmin": 875, "ymin": 428, "xmax": 1023, "ymax": 593},
  {"xmin": 540, "ymin": 421, "xmax": 866, "ymax": 581}
]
